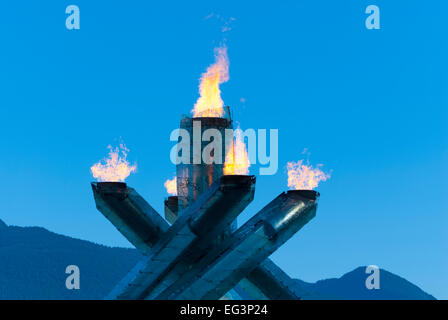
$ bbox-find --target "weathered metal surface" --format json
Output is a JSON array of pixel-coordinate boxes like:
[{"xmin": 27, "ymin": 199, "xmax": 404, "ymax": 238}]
[
  {"xmin": 164, "ymin": 196, "xmax": 178, "ymax": 225},
  {"xmin": 91, "ymin": 181, "xmax": 313, "ymax": 300},
  {"xmin": 92, "ymin": 179, "xmax": 300, "ymax": 300},
  {"xmin": 241, "ymin": 259, "xmax": 300, "ymax": 300},
  {"xmin": 176, "ymin": 116, "xmax": 232, "ymax": 212},
  {"xmin": 106, "ymin": 175, "xmax": 255, "ymax": 300},
  {"xmin": 91, "ymin": 182, "xmax": 168, "ymax": 254},
  {"xmin": 166, "ymin": 190, "xmax": 318, "ymax": 300},
  {"xmin": 142, "ymin": 175, "xmax": 256, "ymax": 300}
]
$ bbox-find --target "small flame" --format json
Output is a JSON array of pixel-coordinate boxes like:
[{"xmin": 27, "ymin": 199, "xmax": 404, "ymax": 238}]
[
  {"xmin": 164, "ymin": 176, "xmax": 177, "ymax": 195},
  {"xmin": 287, "ymin": 160, "xmax": 330, "ymax": 190},
  {"xmin": 91, "ymin": 144, "xmax": 137, "ymax": 182},
  {"xmin": 192, "ymin": 46, "xmax": 229, "ymax": 117},
  {"xmin": 223, "ymin": 131, "xmax": 250, "ymax": 175}
]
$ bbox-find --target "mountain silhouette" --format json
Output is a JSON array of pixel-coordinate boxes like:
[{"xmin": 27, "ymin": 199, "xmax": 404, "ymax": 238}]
[
  {"xmin": 0, "ymin": 218, "xmax": 436, "ymax": 300},
  {"xmin": 0, "ymin": 218, "xmax": 141, "ymax": 299},
  {"xmin": 293, "ymin": 267, "xmax": 435, "ymax": 300}
]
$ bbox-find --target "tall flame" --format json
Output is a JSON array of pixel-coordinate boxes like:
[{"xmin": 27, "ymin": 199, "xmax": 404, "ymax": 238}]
[
  {"xmin": 91, "ymin": 144, "xmax": 137, "ymax": 182},
  {"xmin": 287, "ymin": 160, "xmax": 330, "ymax": 190},
  {"xmin": 192, "ymin": 46, "xmax": 229, "ymax": 117},
  {"xmin": 164, "ymin": 176, "xmax": 177, "ymax": 195},
  {"xmin": 223, "ymin": 131, "xmax": 250, "ymax": 175}
]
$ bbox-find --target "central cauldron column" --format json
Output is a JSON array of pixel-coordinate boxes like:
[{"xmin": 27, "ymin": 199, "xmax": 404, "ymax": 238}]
[
  {"xmin": 175, "ymin": 115, "xmax": 235, "ymax": 231},
  {"xmin": 177, "ymin": 116, "xmax": 232, "ymax": 209}
]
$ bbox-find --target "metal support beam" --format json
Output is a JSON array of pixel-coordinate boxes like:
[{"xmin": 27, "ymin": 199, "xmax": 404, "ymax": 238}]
[
  {"xmin": 167, "ymin": 190, "xmax": 318, "ymax": 300},
  {"xmin": 91, "ymin": 182, "xmax": 168, "ymax": 254},
  {"xmin": 92, "ymin": 180, "xmax": 310, "ymax": 300},
  {"xmin": 106, "ymin": 175, "xmax": 255, "ymax": 300}
]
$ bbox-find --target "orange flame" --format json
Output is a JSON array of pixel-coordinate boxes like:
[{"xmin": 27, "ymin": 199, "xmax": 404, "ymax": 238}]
[
  {"xmin": 91, "ymin": 144, "xmax": 137, "ymax": 182},
  {"xmin": 223, "ymin": 131, "xmax": 250, "ymax": 175},
  {"xmin": 192, "ymin": 46, "xmax": 229, "ymax": 117},
  {"xmin": 287, "ymin": 160, "xmax": 330, "ymax": 190},
  {"xmin": 164, "ymin": 176, "xmax": 177, "ymax": 195}
]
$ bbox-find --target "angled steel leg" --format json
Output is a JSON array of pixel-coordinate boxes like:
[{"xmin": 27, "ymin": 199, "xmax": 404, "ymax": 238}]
[{"xmin": 91, "ymin": 181, "xmax": 312, "ymax": 300}]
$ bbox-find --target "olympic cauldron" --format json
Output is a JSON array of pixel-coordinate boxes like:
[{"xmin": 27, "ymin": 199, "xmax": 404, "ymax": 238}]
[{"xmin": 91, "ymin": 111, "xmax": 319, "ymax": 300}]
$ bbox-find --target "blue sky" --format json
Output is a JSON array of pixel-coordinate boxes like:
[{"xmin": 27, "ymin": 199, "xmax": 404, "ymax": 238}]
[{"xmin": 0, "ymin": 1, "xmax": 447, "ymax": 298}]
